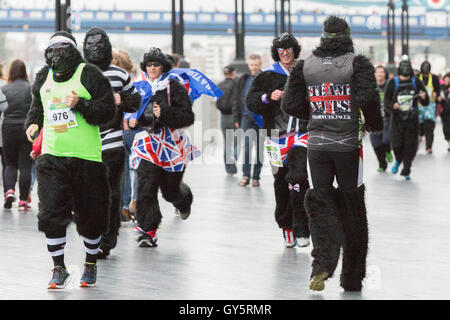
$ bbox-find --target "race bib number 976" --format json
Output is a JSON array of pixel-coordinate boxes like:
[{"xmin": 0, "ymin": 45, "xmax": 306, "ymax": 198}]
[{"xmin": 47, "ymin": 98, "xmax": 78, "ymax": 130}]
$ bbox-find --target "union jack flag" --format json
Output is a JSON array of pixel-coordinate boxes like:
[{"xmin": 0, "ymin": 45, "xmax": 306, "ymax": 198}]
[
  {"xmin": 131, "ymin": 128, "xmax": 201, "ymax": 172},
  {"xmin": 265, "ymin": 132, "xmax": 308, "ymax": 166}
]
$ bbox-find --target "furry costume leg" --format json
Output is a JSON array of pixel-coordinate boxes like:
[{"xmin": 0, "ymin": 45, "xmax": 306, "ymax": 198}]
[
  {"xmin": 136, "ymin": 160, "xmax": 162, "ymax": 231},
  {"xmin": 304, "ymin": 188, "xmax": 343, "ymax": 279},
  {"xmin": 72, "ymin": 158, "xmax": 110, "ymax": 239},
  {"xmin": 36, "ymin": 154, "xmax": 74, "ymax": 235},
  {"xmin": 272, "ymin": 165, "xmax": 293, "ymax": 229},
  {"xmin": 285, "ymin": 147, "xmax": 310, "ymax": 238},
  {"xmin": 100, "ymin": 148, "xmax": 125, "ymax": 252},
  {"xmin": 337, "ymin": 185, "xmax": 368, "ymax": 291},
  {"xmin": 400, "ymin": 121, "xmax": 419, "ymax": 176},
  {"xmin": 160, "ymin": 169, "xmax": 193, "ymax": 214}
]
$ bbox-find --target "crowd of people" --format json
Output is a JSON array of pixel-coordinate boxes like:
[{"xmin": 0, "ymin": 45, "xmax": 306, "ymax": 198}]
[{"xmin": 0, "ymin": 15, "xmax": 448, "ymax": 293}]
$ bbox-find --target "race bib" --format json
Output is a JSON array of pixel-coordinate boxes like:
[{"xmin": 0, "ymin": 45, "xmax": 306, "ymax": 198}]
[
  {"xmin": 264, "ymin": 138, "xmax": 283, "ymax": 167},
  {"xmin": 397, "ymin": 95, "xmax": 413, "ymax": 112},
  {"xmin": 47, "ymin": 97, "xmax": 78, "ymax": 132}
]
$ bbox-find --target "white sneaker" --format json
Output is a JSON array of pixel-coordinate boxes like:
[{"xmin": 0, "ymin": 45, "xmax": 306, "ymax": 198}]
[
  {"xmin": 283, "ymin": 229, "xmax": 297, "ymax": 248},
  {"xmin": 297, "ymin": 237, "xmax": 310, "ymax": 247}
]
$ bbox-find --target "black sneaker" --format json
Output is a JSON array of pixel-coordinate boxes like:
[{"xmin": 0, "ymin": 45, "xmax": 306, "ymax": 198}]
[
  {"xmin": 97, "ymin": 247, "xmax": 110, "ymax": 259},
  {"xmin": 48, "ymin": 266, "xmax": 70, "ymax": 290},
  {"xmin": 80, "ymin": 263, "xmax": 97, "ymax": 287},
  {"xmin": 138, "ymin": 232, "xmax": 157, "ymax": 247}
]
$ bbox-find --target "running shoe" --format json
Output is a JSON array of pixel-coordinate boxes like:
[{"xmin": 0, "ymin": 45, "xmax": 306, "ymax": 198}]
[
  {"xmin": 404, "ymin": 175, "xmax": 411, "ymax": 181},
  {"xmin": 80, "ymin": 263, "xmax": 97, "ymax": 287},
  {"xmin": 426, "ymin": 148, "xmax": 432, "ymax": 154},
  {"xmin": 48, "ymin": 266, "xmax": 70, "ymax": 290},
  {"xmin": 391, "ymin": 161, "xmax": 400, "ymax": 174},
  {"xmin": 18, "ymin": 201, "xmax": 31, "ymax": 211},
  {"xmin": 297, "ymin": 237, "xmax": 310, "ymax": 247},
  {"xmin": 377, "ymin": 167, "xmax": 386, "ymax": 172},
  {"xmin": 4, "ymin": 189, "xmax": 15, "ymax": 209},
  {"xmin": 97, "ymin": 247, "xmax": 110, "ymax": 259},
  {"xmin": 138, "ymin": 230, "xmax": 158, "ymax": 247},
  {"xmin": 121, "ymin": 208, "xmax": 133, "ymax": 221},
  {"xmin": 283, "ymin": 229, "xmax": 297, "ymax": 248},
  {"xmin": 386, "ymin": 151, "xmax": 393, "ymax": 163}
]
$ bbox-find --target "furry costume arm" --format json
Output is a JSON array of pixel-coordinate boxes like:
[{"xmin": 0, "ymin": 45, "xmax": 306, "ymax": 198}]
[
  {"xmin": 281, "ymin": 60, "xmax": 310, "ymax": 120},
  {"xmin": 74, "ymin": 64, "xmax": 115, "ymax": 126},
  {"xmin": 416, "ymin": 79, "xmax": 430, "ymax": 106},
  {"xmin": 25, "ymin": 66, "xmax": 48, "ymax": 130},
  {"xmin": 246, "ymin": 71, "xmax": 279, "ymax": 115},
  {"xmin": 158, "ymin": 79, "xmax": 194, "ymax": 129},
  {"xmin": 383, "ymin": 78, "xmax": 395, "ymax": 114},
  {"xmin": 118, "ymin": 90, "xmax": 141, "ymax": 113},
  {"xmin": 352, "ymin": 55, "xmax": 383, "ymax": 131}
]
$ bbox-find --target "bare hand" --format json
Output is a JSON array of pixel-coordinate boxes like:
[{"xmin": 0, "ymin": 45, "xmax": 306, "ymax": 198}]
[
  {"xmin": 419, "ymin": 90, "xmax": 426, "ymax": 100},
  {"xmin": 153, "ymin": 104, "xmax": 161, "ymax": 118},
  {"xmin": 432, "ymin": 92, "xmax": 437, "ymax": 100},
  {"xmin": 270, "ymin": 90, "xmax": 284, "ymax": 101},
  {"xmin": 129, "ymin": 118, "xmax": 138, "ymax": 128},
  {"xmin": 26, "ymin": 124, "xmax": 39, "ymax": 142},
  {"xmin": 30, "ymin": 150, "xmax": 37, "ymax": 160},
  {"xmin": 235, "ymin": 122, "xmax": 240, "ymax": 129},
  {"xmin": 393, "ymin": 103, "xmax": 400, "ymax": 110},
  {"xmin": 65, "ymin": 91, "xmax": 80, "ymax": 109},
  {"xmin": 114, "ymin": 93, "xmax": 121, "ymax": 106}
]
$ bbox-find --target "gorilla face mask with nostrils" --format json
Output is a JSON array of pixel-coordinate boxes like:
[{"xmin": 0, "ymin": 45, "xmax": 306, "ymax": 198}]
[
  {"xmin": 83, "ymin": 28, "xmax": 112, "ymax": 70},
  {"xmin": 45, "ymin": 34, "xmax": 81, "ymax": 74}
]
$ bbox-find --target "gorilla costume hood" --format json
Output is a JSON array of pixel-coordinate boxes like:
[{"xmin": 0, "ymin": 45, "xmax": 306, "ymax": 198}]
[
  {"xmin": 271, "ymin": 32, "xmax": 301, "ymax": 62},
  {"xmin": 45, "ymin": 31, "xmax": 83, "ymax": 74},
  {"xmin": 420, "ymin": 61, "xmax": 431, "ymax": 75},
  {"xmin": 140, "ymin": 47, "xmax": 173, "ymax": 74},
  {"xmin": 313, "ymin": 16, "xmax": 355, "ymax": 57},
  {"xmin": 83, "ymin": 27, "xmax": 113, "ymax": 71},
  {"xmin": 398, "ymin": 57, "xmax": 414, "ymax": 77}
]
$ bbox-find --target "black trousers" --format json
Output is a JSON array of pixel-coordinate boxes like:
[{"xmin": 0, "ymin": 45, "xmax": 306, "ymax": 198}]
[
  {"xmin": 305, "ymin": 148, "xmax": 367, "ymax": 290},
  {"xmin": 136, "ymin": 160, "xmax": 193, "ymax": 232},
  {"xmin": 272, "ymin": 146, "xmax": 310, "ymax": 238},
  {"xmin": 443, "ymin": 107, "xmax": 450, "ymax": 141},
  {"xmin": 419, "ymin": 119, "xmax": 435, "ymax": 150},
  {"xmin": 390, "ymin": 114, "xmax": 419, "ymax": 176},
  {"xmin": 36, "ymin": 154, "xmax": 110, "ymax": 239},
  {"xmin": 2, "ymin": 123, "xmax": 32, "ymax": 200},
  {"xmin": 100, "ymin": 147, "xmax": 125, "ymax": 251}
]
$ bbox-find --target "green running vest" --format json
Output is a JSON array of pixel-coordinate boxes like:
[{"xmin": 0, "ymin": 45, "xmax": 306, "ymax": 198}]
[{"xmin": 40, "ymin": 63, "xmax": 102, "ymax": 162}]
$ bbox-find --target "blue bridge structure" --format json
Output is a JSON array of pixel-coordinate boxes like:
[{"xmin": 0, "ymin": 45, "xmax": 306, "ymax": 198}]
[{"xmin": 0, "ymin": 8, "xmax": 448, "ymax": 40}]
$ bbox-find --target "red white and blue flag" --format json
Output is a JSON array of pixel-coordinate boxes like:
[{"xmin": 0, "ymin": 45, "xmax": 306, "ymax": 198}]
[
  {"xmin": 131, "ymin": 128, "xmax": 201, "ymax": 172},
  {"xmin": 266, "ymin": 132, "xmax": 308, "ymax": 166}
]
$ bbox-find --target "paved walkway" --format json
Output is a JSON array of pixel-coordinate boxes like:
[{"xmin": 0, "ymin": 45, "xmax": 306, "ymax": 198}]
[{"xmin": 1, "ymin": 120, "xmax": 449, "ymax": 299}]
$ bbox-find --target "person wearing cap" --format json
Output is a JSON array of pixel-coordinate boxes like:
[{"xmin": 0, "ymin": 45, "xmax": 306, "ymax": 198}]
[
  {"xmin": 417, "ymin": 60, "xmax": 441, "ymax": 154},
  {"xmin": 25, "ymin": 31, "xmax": 115, "ymax": 289},
  {"xmin": 385, "ymin": 56, "xmax": 429, "ymax": 179},
  {"xmin": 216, "ymin": 64, "xmax": 238, "ymax": 175},
  {"xmin": 282, "ymin": 16, "xmax": 383, "ymax": 291},
  {"xmin": 246, "ymin": 35, "xmax": 311, "ymax": 250},
  {"xmin": 127, "ymin": 47, "xmax": 195, "ymax": 248}
]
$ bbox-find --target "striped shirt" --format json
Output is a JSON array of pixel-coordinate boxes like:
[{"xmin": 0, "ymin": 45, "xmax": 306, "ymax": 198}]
[{"xmin": 101, "ymin": 65, "xmax": 138, "ymax": 152}]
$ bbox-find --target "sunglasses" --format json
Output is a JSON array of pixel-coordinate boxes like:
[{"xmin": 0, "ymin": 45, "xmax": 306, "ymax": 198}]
[
  {"xmin": 146, "ymin": 61, "xmax": 161, "ymax": 67},
  {"xmin": 277, "ymin": 48, "xmax": 294, "ymax": 54}
]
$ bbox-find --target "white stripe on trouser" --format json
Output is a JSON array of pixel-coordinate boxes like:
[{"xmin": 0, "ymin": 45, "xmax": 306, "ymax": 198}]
[
  {"xmin": 306, "ymin": 151, "xmax": 314, "ymax": 189},
  {"xmin": 50, "ymin": 249, "xmax": 65, "ymax": 257},
  {"xmin": 81, "ymin": 235, "xmax": 101, "ymax": 245},
  {"xmin": 46, "ymin": 237, "xmax": 66, "ymax": 246},
  {"xmin": 102, "ymin": 141, "xmax": 125, "ymax": 151}
]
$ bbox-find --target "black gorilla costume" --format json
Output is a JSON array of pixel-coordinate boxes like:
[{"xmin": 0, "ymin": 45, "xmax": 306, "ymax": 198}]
[
  {"xmin": 25, "ymin": 31, "xmax": 115, "ymax": 284},
  {"xmin": 246, "ymin": 33, "xmax": 310, "ymax": 246},
  {"xmin": 83, "ymin": 27, "xmax": 141, "ymax": 258},
  {"xmin": 384, "ymin": 58, "xmax": 429, "ymax": 177},
  {"xmin": 133, "ymin": 48, "xmax": 194, "ymax": 247},
  {"xmin": 282, "ymin": 16, "xmax": 383, "ymax": 291}
]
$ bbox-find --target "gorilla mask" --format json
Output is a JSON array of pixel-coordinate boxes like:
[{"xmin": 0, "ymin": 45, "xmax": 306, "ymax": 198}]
[
  {"xmin": 398, "ymin": 60, "xmax": 414, "ymax": 78},
  {"xmin": 420, "ymin": 61, "xmax": 431, "ymax": 75},
  {"xmin": 45, "ymin": 33, "xmax": 81, "ymax": 74},
  {"xmin": 83, "ymin": 28, "xmax": 112, "ymax": 71}
]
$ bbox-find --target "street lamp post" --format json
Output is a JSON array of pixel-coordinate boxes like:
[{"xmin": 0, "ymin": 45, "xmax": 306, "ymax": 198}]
[
  {"xmin": 401, "ymin": 0, "xmax": 409, "ymax": 56},
  {"xmin": 386, "ymin": 0, "xmax": 396, "ymax": 74}
]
